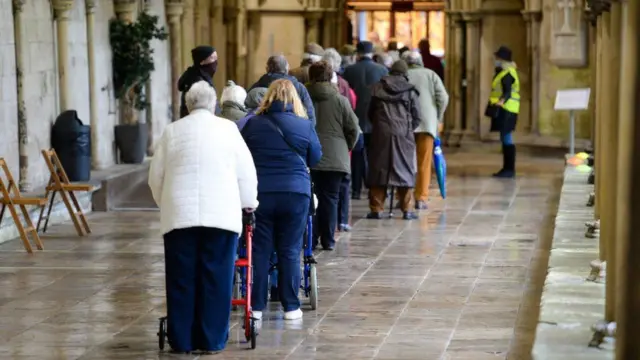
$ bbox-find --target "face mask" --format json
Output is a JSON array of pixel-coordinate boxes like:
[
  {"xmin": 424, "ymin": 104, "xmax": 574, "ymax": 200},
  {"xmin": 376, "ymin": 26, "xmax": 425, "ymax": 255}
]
[{"xmin": 200, "ymin": 61, "xmax": 218, "ymax": 77}]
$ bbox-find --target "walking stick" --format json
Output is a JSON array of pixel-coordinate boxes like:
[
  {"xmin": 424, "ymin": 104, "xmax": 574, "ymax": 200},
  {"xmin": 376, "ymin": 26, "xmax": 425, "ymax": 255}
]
[{"xmin": 388, "ymin": 186, "xmax": 395, "ymax": 218}]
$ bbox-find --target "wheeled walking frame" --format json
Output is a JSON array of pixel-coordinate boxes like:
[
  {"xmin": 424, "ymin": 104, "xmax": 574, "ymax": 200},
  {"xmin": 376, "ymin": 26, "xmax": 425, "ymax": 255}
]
[
  {"xmin": 268, "ymin": 213, "xmax": 319, "ymax": 310},
  {"xmin": 158, "ymin": 211, "xmax": 258, "ymax": 351}
]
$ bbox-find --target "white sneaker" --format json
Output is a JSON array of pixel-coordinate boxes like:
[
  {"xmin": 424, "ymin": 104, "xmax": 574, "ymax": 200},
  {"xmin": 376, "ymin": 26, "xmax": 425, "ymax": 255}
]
[
  {"xmin": 284, "ymin": 308, "xmax": 303, "ymax": 320},
  {"xmin": 252, "ymin": 311, "xmax": 262, "ymax": 320}
]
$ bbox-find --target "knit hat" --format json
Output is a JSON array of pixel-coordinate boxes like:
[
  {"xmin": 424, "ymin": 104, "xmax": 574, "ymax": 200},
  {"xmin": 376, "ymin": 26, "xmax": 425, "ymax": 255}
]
[
  {"xmin": 340, "ymin": 44, "xmax": 356, "ymax": 56},
  {"xmin": 305, "ymin": 43, "xmax": 324, "ymax": 56},
  {"xmin": 390, "ymin": 60, "xmax": 409, "ymax": 75},
  {"xmin": 356, "ymin": 41, "xmax": 374, "ymax": 54},
  {"xmin": 220, "ymin": 80, "xmax": 247, "ymax": 105},
  {"xmin": 191, "ymin": 45, "xmax": 216, "ymax": 65}
]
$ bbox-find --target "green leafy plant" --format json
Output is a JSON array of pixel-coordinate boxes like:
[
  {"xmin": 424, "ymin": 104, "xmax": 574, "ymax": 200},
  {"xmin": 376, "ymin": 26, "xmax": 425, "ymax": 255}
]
[{"xmin": 109, "ymin": 12, "xmax": 168, "ymax": 124}]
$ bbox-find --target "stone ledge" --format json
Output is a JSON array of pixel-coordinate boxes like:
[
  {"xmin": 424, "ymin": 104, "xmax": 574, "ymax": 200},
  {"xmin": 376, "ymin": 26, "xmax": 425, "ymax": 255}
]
[{"xmin": 532, "ymin": 166, "xmax": 614, "ymax": 359}]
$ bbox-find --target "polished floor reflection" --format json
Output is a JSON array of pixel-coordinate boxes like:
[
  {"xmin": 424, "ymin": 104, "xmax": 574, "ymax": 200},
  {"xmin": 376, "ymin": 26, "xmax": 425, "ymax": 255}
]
[{"xmin": 0, "ymin": 152, "xmax": 563, "ymax": 359}]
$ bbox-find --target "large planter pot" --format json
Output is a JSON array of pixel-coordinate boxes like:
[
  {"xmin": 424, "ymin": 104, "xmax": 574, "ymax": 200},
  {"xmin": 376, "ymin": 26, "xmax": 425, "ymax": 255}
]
[{"xmin": 115, "ymin": 123, "xmax": 148, "ymax": 164}]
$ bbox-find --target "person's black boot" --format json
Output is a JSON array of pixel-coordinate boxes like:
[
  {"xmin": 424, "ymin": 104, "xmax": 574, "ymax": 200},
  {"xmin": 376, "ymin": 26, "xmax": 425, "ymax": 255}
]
[
  {"xmin": 492, "ymin": 144, "xmax": 507, "ymax": 177},
  {"xmin": 495, "ymin": 144, "xmax": 515, "ymax": 178}
]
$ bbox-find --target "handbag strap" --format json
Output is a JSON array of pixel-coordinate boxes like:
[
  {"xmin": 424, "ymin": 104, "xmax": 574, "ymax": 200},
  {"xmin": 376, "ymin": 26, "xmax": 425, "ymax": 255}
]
[{"xmin": 264, "ymin": 115, "xmax": 310, "ymax": 173}]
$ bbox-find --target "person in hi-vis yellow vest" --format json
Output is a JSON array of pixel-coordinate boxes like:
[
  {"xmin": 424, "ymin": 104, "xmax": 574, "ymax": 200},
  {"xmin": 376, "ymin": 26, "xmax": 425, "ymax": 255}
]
[{"xmin": 485, "ymin": 46, "xmax": 519, "ymax": 178}]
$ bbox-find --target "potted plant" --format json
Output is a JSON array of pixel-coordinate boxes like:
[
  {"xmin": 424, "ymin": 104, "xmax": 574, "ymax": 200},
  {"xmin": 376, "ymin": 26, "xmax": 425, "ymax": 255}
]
[{"xmin": 109, "ymin": 11, "xmax": 168, "ymax": 164}]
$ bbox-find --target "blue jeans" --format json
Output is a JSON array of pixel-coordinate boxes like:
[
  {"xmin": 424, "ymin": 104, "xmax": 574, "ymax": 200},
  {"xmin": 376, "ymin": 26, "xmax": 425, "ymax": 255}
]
[
  {"xmin": 164, "ymin": 227, "xmax": 238, "ymax": 352},
  {"xmin": 500, "ymin": 131, "xmax": 513, "ymax": 145},
  {"xmin": 252, "ymin": 192, "xmax": 309, "ymax": 312},
  {"xmin": 338, "ymin": 174, "xmax": 351, "ymax": 224}
]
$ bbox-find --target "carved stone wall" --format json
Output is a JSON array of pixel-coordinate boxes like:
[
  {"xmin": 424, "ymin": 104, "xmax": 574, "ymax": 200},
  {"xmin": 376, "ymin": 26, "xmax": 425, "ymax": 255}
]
[
  {"xmin": 549, "ymin": 0, "xmax": 588, "ymax": 67},
  {"xmin": 538, "ymin": 0, "xmax": 591, "ymax": 138}
]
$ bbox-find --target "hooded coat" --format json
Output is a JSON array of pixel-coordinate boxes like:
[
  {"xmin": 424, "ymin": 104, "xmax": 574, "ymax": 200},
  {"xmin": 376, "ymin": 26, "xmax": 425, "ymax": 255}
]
[
  {"xmin": 220, "ymin": 102, "xmax": 248, "ymax": 122},
  {"xmin": 306, "ymin": 82, "xmax": 360, "ymax": 174},
  {"xmin": 367, "ymin": 75, "xmax": 422, "ymax": 188},
  {"xmin": 178, "ymin": 46, "xmax": 220, "ymax": 118}
]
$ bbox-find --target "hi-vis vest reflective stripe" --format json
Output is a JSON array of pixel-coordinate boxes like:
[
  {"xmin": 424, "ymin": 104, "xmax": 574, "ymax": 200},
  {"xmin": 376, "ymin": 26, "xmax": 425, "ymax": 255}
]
[{"xmin": 489, "ymin": 67, "xmax": 520, "ymax": 114}]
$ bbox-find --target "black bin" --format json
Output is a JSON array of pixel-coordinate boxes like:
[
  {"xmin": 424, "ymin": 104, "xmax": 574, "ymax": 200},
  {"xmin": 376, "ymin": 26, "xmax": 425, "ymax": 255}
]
[{"xmin": 51, "ymin": 110, "xmax": 92, "ymax": 182}]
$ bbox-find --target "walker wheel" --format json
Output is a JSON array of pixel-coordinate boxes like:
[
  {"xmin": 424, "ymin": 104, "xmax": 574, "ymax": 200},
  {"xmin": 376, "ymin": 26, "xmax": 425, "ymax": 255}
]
[
  {"xmin": 309, "ymin": 264, "xmax": 318, "ymax": 310},
  {"xmin": 158, "ymin": 317, "xmax": 166, "ymax": 350},
  {"xmin": 250, "ymin": 319, "xmax": 257, "ymax": 349}
]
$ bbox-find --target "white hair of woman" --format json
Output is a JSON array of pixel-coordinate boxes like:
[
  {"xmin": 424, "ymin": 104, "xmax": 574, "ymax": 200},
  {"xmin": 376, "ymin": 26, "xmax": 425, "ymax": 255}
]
[
  {"xmin": 402, "ymin": 50, "xmax": 424, "ymax": 67},
  {"xmin": 322, "ymin": 48, "xmax": 342, "ymax": 85},
  {"xmin": 185, "ymin": 80, "xmax": 218, "ymax": 113},
  {"xmin": 220, "ymin": 80, "xmax": 248, "ymax": 105},
  {"xmin": 382, "ymin": 53, "xmax": 394, "ymax": 68},
  {"xmin": 322, "ymin": 48, "xmax": 342, "ymax": 73}
]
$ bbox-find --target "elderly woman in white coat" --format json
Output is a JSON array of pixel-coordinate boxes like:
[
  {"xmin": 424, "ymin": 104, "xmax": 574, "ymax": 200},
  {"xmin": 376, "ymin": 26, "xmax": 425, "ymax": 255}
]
[{"xmin": 149, "ymin": 81, "xmax": 258, "ymax": 355}]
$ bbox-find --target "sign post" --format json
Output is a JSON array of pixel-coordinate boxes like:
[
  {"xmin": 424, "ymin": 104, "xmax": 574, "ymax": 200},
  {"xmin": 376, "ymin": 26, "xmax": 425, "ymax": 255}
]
[{"xmin": 554, "ymin": 88, "xmax": 591, "ymax": 155}]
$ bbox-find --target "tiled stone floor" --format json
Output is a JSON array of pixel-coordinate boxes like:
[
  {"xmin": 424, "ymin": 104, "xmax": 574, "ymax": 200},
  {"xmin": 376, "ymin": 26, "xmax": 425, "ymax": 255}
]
[{"xmin": 0, "ymin": 152, "xmax": 564, "ymax": 359}]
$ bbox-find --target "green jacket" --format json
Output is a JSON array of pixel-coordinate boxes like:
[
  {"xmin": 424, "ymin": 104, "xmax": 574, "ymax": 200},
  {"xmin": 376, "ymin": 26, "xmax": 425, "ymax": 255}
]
[
  {"xmin": 220, "ymin": 101, "xmax": 248, "ymax": 122},
  {"xmin": 306, "ymin": 82, "xmax": 361, "ymax": 174}
]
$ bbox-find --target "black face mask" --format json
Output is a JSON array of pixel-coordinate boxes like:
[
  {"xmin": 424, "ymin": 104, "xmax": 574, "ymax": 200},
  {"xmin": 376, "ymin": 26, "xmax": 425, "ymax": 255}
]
[{"xmin": 200, "ymin": 61, "xmax": 218, "ymax": 77}]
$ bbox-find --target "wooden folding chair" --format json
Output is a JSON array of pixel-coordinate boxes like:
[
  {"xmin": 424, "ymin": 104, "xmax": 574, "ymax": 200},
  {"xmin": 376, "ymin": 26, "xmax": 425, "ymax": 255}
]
[
  {"xmin": 37, "ymin": 149, "xmax": 94, "ymax": 236},
  {"xmin": 0, "ymin": 159, "xmax": 47, "ymax": 253}
]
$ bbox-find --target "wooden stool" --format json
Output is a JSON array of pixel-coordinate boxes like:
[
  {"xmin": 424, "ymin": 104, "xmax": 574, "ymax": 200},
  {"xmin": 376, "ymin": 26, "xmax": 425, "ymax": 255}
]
[
  {"xmin": 37, "ymin": 149, "xmax": 94, "ymax": 236},
  {"xmin": 0, "ymin": 159, "xmax": 47, "ymax": 253}
]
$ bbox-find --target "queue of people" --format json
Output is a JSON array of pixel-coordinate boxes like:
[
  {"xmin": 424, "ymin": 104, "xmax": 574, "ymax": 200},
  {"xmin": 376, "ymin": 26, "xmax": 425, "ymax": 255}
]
[{"xmin": 148, "ymin": 40, "xmax": 529, "ymax": 355}]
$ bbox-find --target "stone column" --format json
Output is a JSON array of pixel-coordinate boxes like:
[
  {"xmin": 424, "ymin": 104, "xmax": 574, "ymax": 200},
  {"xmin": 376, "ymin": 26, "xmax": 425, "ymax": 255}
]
[
  {"xmin": 246, "ymin": 11, "xmax": 260, "ymax": 85},
  {"xmin": 210, "ymin": 0, "xmax": 226, "ymax": 92},
  {"xmin": 224, "ymin": 6, "xmax": 238, "ymax": 83},
  {"xmin": 181, "ymin": 0, "xmax": 195, "ymax": 69},
  {"xmin": 12, "ymin": 0, "xmax": 29, "ymax": 191},
  {"xmin": 322, "ymin": 11, "xmax": 334, "ymax": 48},
  {"xmin": 51, "ymin": 0, "xmax": 74, "ymax": 112},
  {"xmin": 143, "ymin": 0, "xmax": 154, "ymax": 156},
  {"xmin": 599, "ymin": 6, "xmax": 622, "ymax": 322},
  {"xmin": 594, "ymin": 17, "xmax": 603, "ymax": 221},
  {"xmin": 357, "ymin": 11, "xmax": 367, "ymax": 41},
  {"xmin": 522, "ymin": 10, "xmax": 542, "ymax": 134},
  {"xmin": 195, "ymin": 0, "xmax": 210, "ymax": 45},
  {"xmin": 85, "ymin": 0, "xmax": 104, "ymax": 168},
  {"xmin": 462, "ymin": 11, "xmax": 481, "ymax": 139},
  {"xmin": 615, "ymin": 1, "xmax": 638, "ymax": 356},
  {"xmin": 450, "ymin": 12, "xmax": 464, "ymax": 141},
  {"xmin": 166, "ymin": 0, "xmax": 184, "ymax": 121},
  {"xmin": 305, "ymin": 12, "xmax": 322, "ymax": 45},
  {"xmin": 113, "ymin": 0, "xmax": 136, "ymax": 23}
]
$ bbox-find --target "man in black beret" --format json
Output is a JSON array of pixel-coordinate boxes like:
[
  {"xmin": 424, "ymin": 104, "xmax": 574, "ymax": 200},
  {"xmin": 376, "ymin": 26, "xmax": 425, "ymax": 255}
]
[{"xmin": 177, "ymin": 45, "xmax": 220, "ymax": 119}]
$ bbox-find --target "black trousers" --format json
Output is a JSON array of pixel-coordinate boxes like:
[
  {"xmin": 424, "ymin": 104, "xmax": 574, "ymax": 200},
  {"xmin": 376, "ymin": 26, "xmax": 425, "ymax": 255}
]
[
  {"xmin": 338, "ymin": 174, "xmax": 351, "ymax": 224},
  {"xmin": 351, "ymin": 134, "xmax": 368, "ymax": 198},
  {"xmin": 311, "ymin": 170, "xmax": 346, "ymax": 248},
  {"xmin": 164, "ymin": 226, "xmax": 238, "ymax": 352}
]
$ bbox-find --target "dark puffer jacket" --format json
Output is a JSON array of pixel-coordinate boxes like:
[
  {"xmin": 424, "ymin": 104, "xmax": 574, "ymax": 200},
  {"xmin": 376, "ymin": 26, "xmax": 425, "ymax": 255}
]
[
  {"xmin": 177, "ymin": 67, "xmax": 221, "ymax": 118},
  {"xmin": 250, "ymin": 73, "xmax": 316, "ymax": 125}
]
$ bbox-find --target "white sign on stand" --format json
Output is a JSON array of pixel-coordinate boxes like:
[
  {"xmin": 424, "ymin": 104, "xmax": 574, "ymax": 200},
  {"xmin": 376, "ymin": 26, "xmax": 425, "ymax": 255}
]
[{"xmin": 554, "ymin": 88, "xmax": 591, "ymax": 155}]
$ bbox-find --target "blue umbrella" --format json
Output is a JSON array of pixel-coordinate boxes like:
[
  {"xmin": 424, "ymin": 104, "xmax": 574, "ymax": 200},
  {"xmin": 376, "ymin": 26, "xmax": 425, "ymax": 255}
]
[{"xmin": 433, "ymin": 137, "xmax": 447, "ymax": 199}]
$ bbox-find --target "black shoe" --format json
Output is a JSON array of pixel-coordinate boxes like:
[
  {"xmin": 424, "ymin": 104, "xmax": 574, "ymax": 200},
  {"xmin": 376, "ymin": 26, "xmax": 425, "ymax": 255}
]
[
  {"xmin": 402, "ymin": 212, "xmax": 418, "ymax": 220},
  {"xmin": 366, "ymin": 212, "xmax": 383, "ymax": 219},
  {"xmin": 351, "ymin": 194, "xmax": 361, "ymax": 200},
  {"xmin": 495, "ymin": 144, "xmax": 516, "ymax": 179},
  {"xmin": 322, "ymin": 245, "xmax": 334, "ymax": 251},
  {"xmin": 493, "ymin": 170, "xmax": 515, "ymax": 179},
  {"xmin": 339, "ymin": 223, "xmax": 352, "ymax": 232}
]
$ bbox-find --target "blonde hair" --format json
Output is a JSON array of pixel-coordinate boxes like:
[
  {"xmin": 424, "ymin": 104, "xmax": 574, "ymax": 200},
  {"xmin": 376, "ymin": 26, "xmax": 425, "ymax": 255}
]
[{"xmin": 255, "ymin": 79, "xmax": 308, "ymax": 118}]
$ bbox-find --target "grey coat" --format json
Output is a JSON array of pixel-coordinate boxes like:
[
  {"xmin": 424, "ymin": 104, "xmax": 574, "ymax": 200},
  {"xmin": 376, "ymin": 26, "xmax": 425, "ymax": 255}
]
[
  {"xmin": 406, "ymin": 65, "xmax": 449, "ymax": 138},
  {"xmin": 220, "ymin": 101, "xmax": 248, "ymax": 122}
]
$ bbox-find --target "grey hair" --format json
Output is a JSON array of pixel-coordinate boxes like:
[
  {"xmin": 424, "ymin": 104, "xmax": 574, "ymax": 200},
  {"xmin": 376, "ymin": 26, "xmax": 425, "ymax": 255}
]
[
  {"xmin": 402, "ymin": 50, "xmax": 424, "ymax": 67},
  {"xmin": 266, "ymin": 54, "xmax": 289, "ymax": 74},
  {"xmin": 322, "ymin": 48, "xmax": 342, "ymax": 72},
  {"xmin": 185, "ymin": 81, "xmax": 217, "ymax": 113}
]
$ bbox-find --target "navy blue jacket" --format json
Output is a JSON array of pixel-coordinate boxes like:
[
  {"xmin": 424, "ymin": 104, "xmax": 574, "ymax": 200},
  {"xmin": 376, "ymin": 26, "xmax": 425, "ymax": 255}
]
[
  {"xmin": 342, "ymin": 58, "xmax": 389, "ymax": 133},
  {"xmin": 241, "ymin": 101, "xmax": 322, "ymax": 197},
  {"xmin": 250, "ymin": 73, "xmax": 316, "ymax": 126}
]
